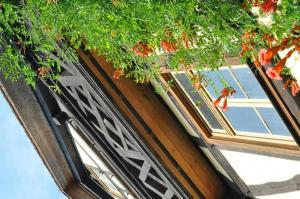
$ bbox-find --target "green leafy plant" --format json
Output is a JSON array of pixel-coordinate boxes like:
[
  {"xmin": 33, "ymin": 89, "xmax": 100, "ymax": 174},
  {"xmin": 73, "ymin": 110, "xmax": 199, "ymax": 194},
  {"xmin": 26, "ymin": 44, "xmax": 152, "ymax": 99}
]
[
  {"xmin": 241, "ymin": 0, "xmax": 300, "ymax": 96},
  {"xmin": 0, "ymin": 0, "xmax": 255, "ymax": 86}
]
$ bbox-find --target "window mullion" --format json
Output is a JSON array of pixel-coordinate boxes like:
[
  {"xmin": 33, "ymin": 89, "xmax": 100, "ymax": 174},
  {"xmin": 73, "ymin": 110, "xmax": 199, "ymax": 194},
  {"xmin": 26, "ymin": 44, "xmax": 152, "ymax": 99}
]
[
  {"xmin": 188, "ymin": 71, "xmax": 236, "ymax": 136},
  {"xmin": 227, "ymin": 67, "xmax": 248, "ymax": 98},
  {"xmin": 253, "ymin": 108, "xmax": 273, "ymax": 135}
]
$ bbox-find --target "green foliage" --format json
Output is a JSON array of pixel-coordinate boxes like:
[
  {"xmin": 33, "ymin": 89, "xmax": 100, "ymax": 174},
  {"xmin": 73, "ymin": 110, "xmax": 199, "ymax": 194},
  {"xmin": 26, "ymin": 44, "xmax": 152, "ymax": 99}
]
[
  {"xmin": 241, "ymin": 0, "xmax": 300, "ymax": 58},
  {"xmin": 0, "ymin": 2, "xmax": 36, "ymax": 86},
  {"xmin": 0, "ymin": 0, "xmax": 256, "ymax": 86}
]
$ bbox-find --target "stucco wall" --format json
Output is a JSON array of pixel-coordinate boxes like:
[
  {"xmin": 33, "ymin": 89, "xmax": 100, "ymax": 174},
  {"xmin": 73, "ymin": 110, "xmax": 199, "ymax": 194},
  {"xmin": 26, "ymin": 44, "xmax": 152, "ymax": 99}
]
[{"xmin": 220, "ymin": 149, "xmax": 300, "ymax": 198}]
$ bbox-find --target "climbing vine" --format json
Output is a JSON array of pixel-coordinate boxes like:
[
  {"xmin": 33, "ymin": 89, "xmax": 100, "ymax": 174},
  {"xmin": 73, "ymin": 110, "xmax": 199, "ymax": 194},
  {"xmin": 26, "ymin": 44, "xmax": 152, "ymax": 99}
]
[
  {"xmin": 0, "ymin": 0, "xmax": 299, "ymax": 97},
  {"xmin": 241, "ymin": 0, "xmax": 300, "ymax": 96},
  {"xmin": 0, "ymin": 0, "xmax": 254, "ymax": 85}
]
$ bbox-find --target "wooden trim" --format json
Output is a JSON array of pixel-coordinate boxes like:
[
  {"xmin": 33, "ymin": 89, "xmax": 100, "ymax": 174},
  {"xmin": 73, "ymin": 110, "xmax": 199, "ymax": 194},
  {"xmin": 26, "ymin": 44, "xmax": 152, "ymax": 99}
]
[
  {"xmin": 215, "ymin": 139, "xmax": 300, "ymax": 161},
  {"xmin": 78, "ymin": 49, "xmax": 229, "ymax": 199},
  {"xmin": 68, "ymin": 121, "xmax": 142, "ymax": 199},
  {"xmin": 0, "ymin": 45, "xmax": 119, "ymax": 199},
  {"xmin": 66, "ymin": 181, "xmax": 99, "ymax": 199},
  {"xmin": 0, "ymin": 75, "xmax": 104, "ymax": 199},
  {"xmin": 0, "ymin": 75, "xmax": 73, "ymax": 190},
  {"xmin": 160, "ymin": 73, "xmax": 212, "ymax": 137},
  {"xmin": 210, "ymin": 134, "xmax": 297, "ymax": 150},
  {"xmin": 159, "ymin": 72, "xmax": 299, "ymax": 153},
  {"xmin": 160, "ymin": 57, "xmax": 242, "ymax": 74}
]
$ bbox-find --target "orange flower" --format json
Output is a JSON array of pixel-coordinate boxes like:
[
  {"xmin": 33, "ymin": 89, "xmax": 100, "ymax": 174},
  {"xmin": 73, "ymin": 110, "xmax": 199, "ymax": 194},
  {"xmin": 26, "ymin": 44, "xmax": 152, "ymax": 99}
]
[
  {"xmin": 132, "ymin": 42, "xmax": 153, "ymax": 57},
  {"xmin": 266, "ymin": 58, "xmax": 286, "ymax": 80},
  {"xmin": 191, "ymin": 74, "xmax": 204, "ymax": 90},
  {"xmin": 113, "ymin": 69, "xmax": 123, "ymax": 79},
  {"xmin": 266, "ymin": 47, "xmax": 295, "ymax": 80},
  {"xmin": 193, "ymin": 81, "xmax": 202, "ymax": 90},
  {"xmin": 254, "ymin": 59, "xmax": 261, "ymax": 67},
  {"xmin": 240, "ymin": 43, "xmax": 250, "ymax": 57},
  {"xmin": 37, "ymin": 67, "xmax": 51, "ymax": 77},
  {"xmin": 266, "ymin": 44, "xmax": 282, "ymax": 59},
  {"xmin": 160, "ymin": 41, "xmax": 177, "ymax": 52},
  {"xmin": 213, "ymin": 87, "xmax": 236, "ymax": 112},
  {"xmin": 183, "ymin": 32, "xmax": 189, "ymax": 49},
  {"xmin": 258, "ymin": 48, "xmax": 271, "ymax": 65},
  {"xmin": 242, "ymin": 31, "xmax": 252, "ymax": 40}
]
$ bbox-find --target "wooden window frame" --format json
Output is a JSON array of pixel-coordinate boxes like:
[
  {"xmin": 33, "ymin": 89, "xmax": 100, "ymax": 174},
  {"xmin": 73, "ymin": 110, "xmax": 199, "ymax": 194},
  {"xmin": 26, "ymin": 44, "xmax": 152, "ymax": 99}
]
[{"xmin": 159, "ymin": 57, "xmax": 300, "ymax": 151}]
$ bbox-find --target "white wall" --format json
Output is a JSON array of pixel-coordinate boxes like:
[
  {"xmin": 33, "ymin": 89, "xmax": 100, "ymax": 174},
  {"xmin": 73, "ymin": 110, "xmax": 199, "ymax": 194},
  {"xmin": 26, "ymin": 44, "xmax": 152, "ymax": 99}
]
[{"xmin": 220, "ymin": 150, "xmax": 300, "ymax": 198}]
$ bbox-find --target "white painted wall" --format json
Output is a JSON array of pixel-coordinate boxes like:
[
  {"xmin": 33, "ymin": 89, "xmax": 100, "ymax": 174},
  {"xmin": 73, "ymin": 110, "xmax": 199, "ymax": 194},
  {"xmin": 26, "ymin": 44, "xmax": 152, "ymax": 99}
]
[
  {"xmin": 220, "ymin": 150, "xmax": 300, "ymax": 198},
  {"xmin": 259, "ymin": 191, "xmax": 300, "ymax": 199}
]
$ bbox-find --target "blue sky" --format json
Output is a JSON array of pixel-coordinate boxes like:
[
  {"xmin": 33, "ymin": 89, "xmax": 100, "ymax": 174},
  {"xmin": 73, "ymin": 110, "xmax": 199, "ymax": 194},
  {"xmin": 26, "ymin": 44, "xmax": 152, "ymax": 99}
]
[{"xmin": 0, "ymin": 92, "xmax": 67, "ymax": 199}]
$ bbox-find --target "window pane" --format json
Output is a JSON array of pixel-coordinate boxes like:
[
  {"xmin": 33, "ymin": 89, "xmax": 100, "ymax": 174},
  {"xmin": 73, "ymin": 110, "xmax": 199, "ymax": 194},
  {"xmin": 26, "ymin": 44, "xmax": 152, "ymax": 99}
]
[
  {"xmin": 203, "ymin": 69, "xmax": 247, "ymax": 99},
  {"xmin": 231, "ymin": 67, "xmax": 268, "ymax": 99},
  {"xmin": 257, "ymin": 108, "xmax": 291, "ymax": 137},
  {"xmin": 174, "ymin": 73, "xmax": 224, "ymax": 130},
  {"xmin": 223, "ymin": 107, "xmax": 269, "ymax": 134}
]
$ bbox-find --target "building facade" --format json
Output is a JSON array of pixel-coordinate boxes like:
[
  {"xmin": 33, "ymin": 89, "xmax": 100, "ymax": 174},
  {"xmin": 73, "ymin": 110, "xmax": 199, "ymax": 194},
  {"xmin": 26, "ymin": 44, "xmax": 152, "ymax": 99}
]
[{"xmin": 1, "ymin": 43, "xmax": 300, "ymax": 199}]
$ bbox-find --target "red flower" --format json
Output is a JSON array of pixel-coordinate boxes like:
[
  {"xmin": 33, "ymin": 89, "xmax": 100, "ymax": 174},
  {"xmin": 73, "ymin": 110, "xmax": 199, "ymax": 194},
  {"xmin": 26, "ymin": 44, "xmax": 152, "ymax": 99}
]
[
  {"xmin": 266, "ymin": 57, "xmax": 287, "ymax": 80},
  {"xmin": 113, "ymin": 69, "xmax": 123, "ymax": 79},
  {"xmin": 261, "ymin": 0, "xmax": 277, "ymax": 13},
  {"xmin": 266, "ymin": 67, "xmax": 282, "ymax": 80},
  {"xmin": 258, "ymin": 44, "xmax": 285, "ymax": 66},
  {"xmin": 213, "ymin": 87, "xmax": 236, "ymax": 112},
  {"xmin": 258, "ymin": 48, "xmax": 272, "ymax": 65},
  {"xmin": 266, "ymin": 47, "xmax": 296, "ymax": 80},
  {"xmin": 160, "ymin": 41, "xmax": 177, "ymax": 52},
  {"xmin": 132, "ymin": 42, "xmax": 153, "ymax": 57},
  {"xmin": 267, "ymin": 44, "xmax": 283, "ymax": 58}
]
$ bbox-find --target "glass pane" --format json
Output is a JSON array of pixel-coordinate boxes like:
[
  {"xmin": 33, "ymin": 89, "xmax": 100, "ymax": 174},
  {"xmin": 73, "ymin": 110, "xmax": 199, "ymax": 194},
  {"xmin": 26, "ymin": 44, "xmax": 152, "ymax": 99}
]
[
  {"xmin": 223, "ymin": 107, "xmax": 269, "ymax": 134},
  {"xmin": 257, "ymin": 107, "xmax": 291, "ymax": 137},
  {"xmin": 231, "ymin": 67, "xmax": 268, "ymax": 99},
  {"xmin": 203, "ymin": 69, "xmax": 247, "ymax": 99},
  {"xmin": 174, "ymin": 73, "xmax": 224, "ymax": 130}
]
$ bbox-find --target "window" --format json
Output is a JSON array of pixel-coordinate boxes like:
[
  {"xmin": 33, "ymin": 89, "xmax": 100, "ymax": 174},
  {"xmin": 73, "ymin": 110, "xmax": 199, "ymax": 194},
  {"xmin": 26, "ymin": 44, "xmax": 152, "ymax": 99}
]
[
  {"xmin": 160, "ymin": 63, "xmax": 297, "ymax": 149},
  {"xmin": 67, "ymin": 123, "xmax": 135, "ymax": 199}
]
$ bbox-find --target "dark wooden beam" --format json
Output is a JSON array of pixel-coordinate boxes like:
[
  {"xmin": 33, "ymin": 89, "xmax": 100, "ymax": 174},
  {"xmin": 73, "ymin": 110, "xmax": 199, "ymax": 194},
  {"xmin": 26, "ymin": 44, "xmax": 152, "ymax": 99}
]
[
  {"xmin": 0, "ymin": 74, "xmax": 109, "ymax": 199},
  {"xmin": 78, "ymin": 49, "xmax": 231, "ymax": 199},
  {"xmin": 0, "ymin": 75, "xmax": 73, "ymax": 191},
  {"xmin": 248, "ymin": 60, "xmax": 300, "ymax": 147}
]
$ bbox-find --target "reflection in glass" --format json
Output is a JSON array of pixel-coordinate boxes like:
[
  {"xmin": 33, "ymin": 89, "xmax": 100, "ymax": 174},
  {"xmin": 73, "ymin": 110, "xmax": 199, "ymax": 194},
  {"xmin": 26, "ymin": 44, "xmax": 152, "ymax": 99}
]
[
  {"xmin": 231, "ymin": 67, "xmax": 268, "ymax": 99},
  {"xmin": 174, "ymin": 73, "xmax": 224, "ymax": 131},
  {"xmin": 224, "ymin": 107, "xmax": 269, "ymax": 134},
  {"xmin": 257, "ymin": 107, "xmax": 290, "ymax": 137}
]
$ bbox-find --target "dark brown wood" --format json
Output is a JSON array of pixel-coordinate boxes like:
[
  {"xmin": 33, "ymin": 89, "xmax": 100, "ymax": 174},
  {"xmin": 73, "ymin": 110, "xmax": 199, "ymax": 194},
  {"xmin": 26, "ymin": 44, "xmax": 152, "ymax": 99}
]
[
  {"xmin": 160, "ymin": 73, "xmax": 212, "ymax": 138},
  {"xmin": 215, "ymin": 139, "xmax": 300, "ymax": 160},
  {"xmin": 0, "ymin": 75, "xmax": 73, "ymax": 190},
  {"xmin": 160, "ymin": 57, "xmax": 242, "ymax": 74},
  {"xmin": 0, "ymin": 75, "xmax": 105, "ymax": 199},
  {"xmin": 78, "ymin": 49, "xmax": 229, "ymax": 199},
  {"xmin": 66, "ymin": 182, "xmax": 99, "ymax": 199},
  {"xmin": 253, "ymin": 63, "xmax": 300, "ymax": 146}
]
